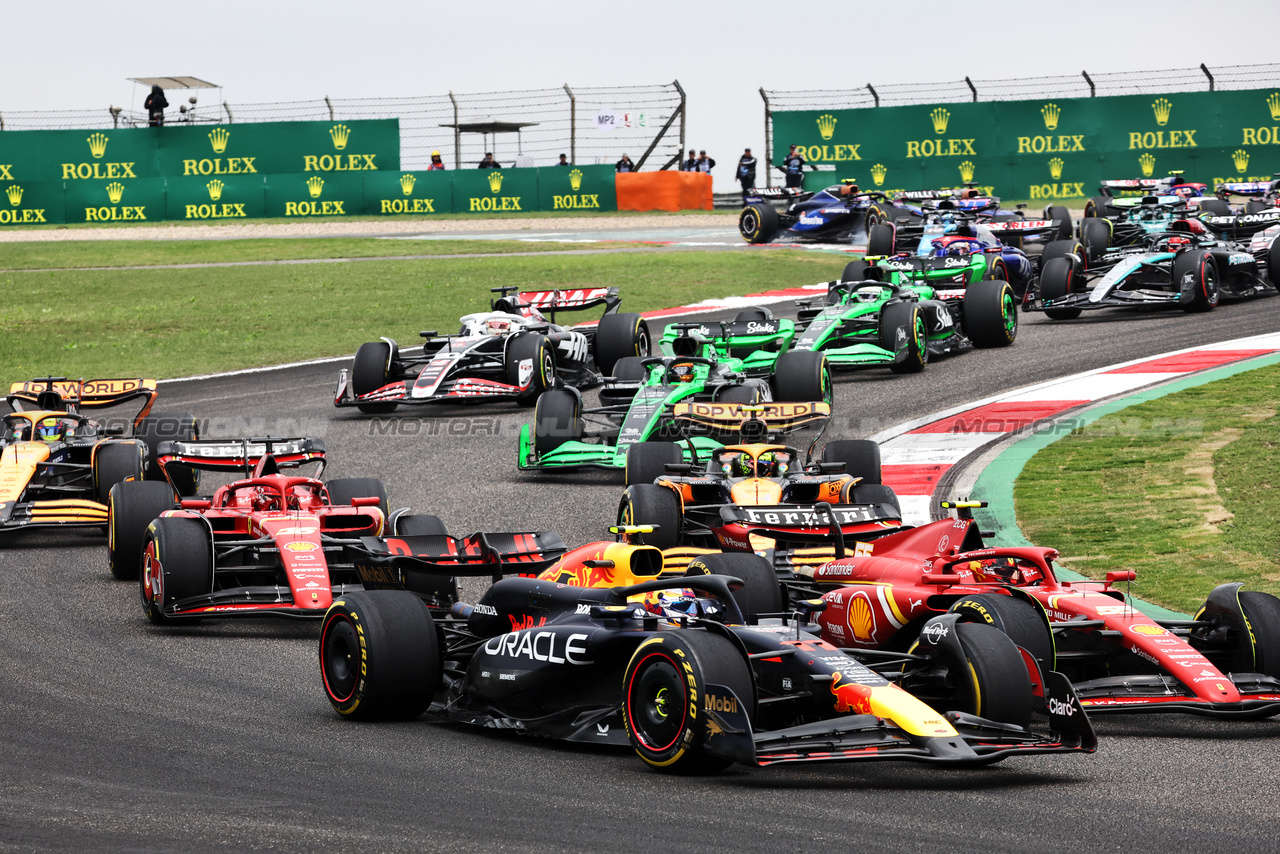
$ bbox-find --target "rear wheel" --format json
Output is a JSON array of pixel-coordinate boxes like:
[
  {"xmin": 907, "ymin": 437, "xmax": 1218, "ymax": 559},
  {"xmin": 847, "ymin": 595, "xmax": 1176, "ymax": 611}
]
[
  {"xmin": 1080, "ymin": 217, "xmax": 1112, "ymax": 266},
  {"xmin": 1083, "ymin": 196, "xmax": 1112, "ymax": 219},
  {"xmin": 733, "ymin": 307, "xmax": 773, "ymax": 323},
  {"xmin": 616, "ymin": 483, "xmax": 682, "ymax": 549},
  {"xmin": 841, "ymin": 259, "xmax": 872, "ymax": 283},
  {"xmin": 320, "ymin": 590, "xmax": 442, "ymax": 720},
  {"xmin": 1246, "ymin": 200, "xmax": 1268, "ymax": 215},
  {"xmin": 595, "ymin": 312, "xmax": 650, "ymax": 377},
  {"xmin": 1045, "ymin": 205, "xmax": 1073, "ymax": 240},
  {"xmin": 394, "ymin": 514, "xmax": 448, "ymax": 536},
  {"xmin": 326, "ymin": 477, "xmax": 389, "ymax": 518},
  {"xmin": 108, "ymin": 480, "xmax": 178, "ymax": 581},
  {"xmin": 878, "ymin": 301, "xmax": 926, "ymax": 374},
  {"xmin": 533, "ymin": 389, "xmax": 583, "ymax": 456},
  {"xmin": 963, "ymin": 279, "xmax": 1018, "ymax": 347},
  {"xmin": 714, "ymin": 383, "xmax": 765, "ymax": 404},
  {"xmin": 624, "ymin": 441, "xmax": 683, "ymax": 488},
  {"xmin": 686, "ymin": 551, "xmax": 784, "ymax": 621},
  {"xmin": 93, "ymin": 441, "xmax": 145, "ymax": 506},
  {"xmin": 623, "ymin": 631, "xmax": 755, "ymax": 773},
  {"xmin": 1173, "ymin": 251, "xmax": 1219, "ymax": 312},
  {"xmin": 906, "ymin": 622, "xmax": 1033, "ymax": 729},
  {"xmin": 771, "ymin": 350, "xmax": 831, "ymax": 404},
  {"xmin": 1039, "ymin": 256, "xmax": 1082, "ymax": 320},
  {"xmin": 1198, "ymin": 198, "xmax": 1232, "ymax": 217},
  {"xmin": 739, "ymin": 203, "xmax": 780, "ymax": 244},
  {"xmin": 821, "ymin": 440, "xmax": 881, "ymax": 484},
  {"xmin": 351, "ymin": 341, "xmax": 399, "ymax": 414},
  {"xmin": 505, "ymin": 333, "xmax": 555, "ymax": 406},
  {"xmin": 135, "ymin": 411, "xmax": 199, "ymax": 496},
  {"xmin": 140, "ymin": 516, "xmax": 212, "ymax": 624},
  {"xmin": 866, "ymin": 222, "xmax": 895, "ymax": 256}
]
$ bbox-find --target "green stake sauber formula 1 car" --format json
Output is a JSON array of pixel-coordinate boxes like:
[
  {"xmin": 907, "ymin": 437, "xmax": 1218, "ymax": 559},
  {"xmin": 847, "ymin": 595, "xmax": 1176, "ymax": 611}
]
[
  {"xmin": 518, "ymin": 317, "xmax": 831, "ymax": 476},
  {"xmin": 789, "ymin": 256, "xmax": 1018, "ymax": 374}
]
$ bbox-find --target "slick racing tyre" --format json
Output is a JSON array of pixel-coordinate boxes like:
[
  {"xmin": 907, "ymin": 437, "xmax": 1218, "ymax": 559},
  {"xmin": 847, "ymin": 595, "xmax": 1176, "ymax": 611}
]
[
  {"xmin": 685, "ymin": 551, "xmax": 784, "ymax": 622},
  {"xmin": 351, "ymin": 341, "xmax": 400, "ymax": 414},
  {"xmin": 326, "ymin": 477, "xmax": 390, "ymax": 518},
  {"xmin": 1235, "ymin": 592, "xmax": 1280, "ymax": 678},
  {"xmin": 624, "ymin": 441, "xmax": 683, "ymax": 488},
  {"xmin": 135, "ymin": 410, "xmax": 199, "ymax": 496},
  {"xmin": 1246, "ymin": 200, "xmax": 1269, "ymax": 215},
  {"xmin": 594, "ymin": 312, "xmax": 651, "ymax": 377},
  {"xmin": 1044, "ymin": 205, "xmax": 1073, "ymax": 240},
  {"xmin": 865, "ymin": 222, "xmax": 896, "ymax": 257},
  {"xmin": 107, "ymin": 480, "xmax": 178, "ymax": 581},
  {"xmin": 1039, "ymin": 256, "xmax": 1083, "ymax": 320},
  {"xmin": 1040, "ymin": 239, "xmax": 1084, "ymax": 269},
  {"xmin": 533, "ymin": 389, "xmax": 583, "ymax": 456},
  {"xmin": 623, "ymin": 631, "xmax": 755, "ymax": 773},
  {"xmin": 1083, "ymin": 196, "xmax": 1113, "ymax": 219},
  {"xmin": 770, "ymin": 351, "xmax": 831, "ymax": 404},
  {"xmin": 321, "ymin": 590, "xmax": 442, "ymax": 720},
  {"xmin": 1198, "ymin": 198, "xmax": 1232, "ymax": 217},
  {"xmin": 92, "ymin": 440, "xmax": 146, "ymax": 506},
  {"xmin": 1080, "ymin": 217, "xmax": 1112, "ymax": 266},
  {"xmin": 821, "ymin": 440, "xmax": 881, "ymax": 484},
  {"xmin": 739, "ymin": 202, "xmax": 780, "ymax": 244},
  {"xmin": 963, "ymin": 279, "xmax": 1018, "ymax": 348},
  {"xmin": 617, "ymin": 483, "xmax": 682, "ymax": 550},
  {"xmin": 1173, "ymin": 251, "xmax": 1219, "ymax": 313},
  {"xmin": 840, "ymin": 259, "xmax": 872, "ymax": 284},
  {"xmin": 393, "ymin": 513, "xmax": 448, "ymax": 536},
  {"xmin": 878, "ymin": 301, "xmax": 927, "ymax": 374},
  {"xmin": 505, "ymin": 332, "xmax": 555, "ymax": 407},
  {"xmin": 140, "ymin": 516, "xmax": 212, "ymax": 624},
  {"xmin": 905, "ymin": 621, "xmax": 1033, "ymax": 729},
  {"xmin": 950, "ymin": 594, "xmax": 1054, "ymax": 672},
  {"xmin": 1271, "ymin": 238, "xmax": 1280, "ymax": 289}
]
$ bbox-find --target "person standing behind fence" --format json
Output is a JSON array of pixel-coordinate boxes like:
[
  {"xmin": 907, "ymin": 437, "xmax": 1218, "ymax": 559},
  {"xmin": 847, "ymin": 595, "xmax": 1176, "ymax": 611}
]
[
  {"xmin": 428, "ymin": 151, "xmax": 446, "ymax": 170},
  {"xmin": 696, "ymin": 150, "xmax": 715, "ymax": 174},
  {"xmin": 556, "ymin": 153, "xmax": 570, "ymax": 166},
  {"xmin": 782, "ymin": 144, "xmax": 805, "ymax": 189},
  {"xmin": 736, "ymin": 148, "xmax": 757, "ymax": 203},
  {"xmin": 478, "ymin": 152, "xmax": 498, "ymax": 168},
  {"xmin": 145, "ymin": 85, "xmax": 168, "ymax": 127},
  {"xmin": 682, "ymin": 149, "xmax": 697, "ymax": 171},
  {"xmin": 616, "ymin": 154, "xmax": 634, "ymax": 173}
]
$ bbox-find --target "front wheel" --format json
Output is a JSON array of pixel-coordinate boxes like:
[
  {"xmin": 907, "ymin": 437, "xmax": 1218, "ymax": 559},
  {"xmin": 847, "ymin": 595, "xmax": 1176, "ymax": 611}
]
[
  {"xmin": 1039, "ymin": 256, "xmax": 1083, "ymax": 320},
  {"xmin": 963, "ymin": 279, "xmax": 1018, "ymax": 347},
  {"xmin": 905, "ymin": 621, "xmax": 1033, "ymax": 729},
  {"xmin": 532, "ymin": 389, "xmax": 582, "ymax": 456},
  {"xmin": 623, "ymin": 632, "xmax": 755, "ymax": 773},
  {"xmin": 616, "ymin": 483, "xmax": 682, "ymax": 549},
  {"xmin": 140, "ymin": 516, "xmax": 212, "ymax": 624},
  {"xmin": 1173, "ymin": 252, "xmax": 1219, "ymax": 313},
  {"xmin": 878, "ymin": 301, "xmax": 926, "ymax": 373},
  {"xmin": 505, "ymin": 333, "xmax": 555, "ymax": 406},
  {"xmin": 351, "ymin": 341, "xmax": 399, "ymax": 414}
]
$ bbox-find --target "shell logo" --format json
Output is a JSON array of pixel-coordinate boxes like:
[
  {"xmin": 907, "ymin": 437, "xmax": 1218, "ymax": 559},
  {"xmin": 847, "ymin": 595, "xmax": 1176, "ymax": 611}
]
[
  {"xmin": 284, "ymin": 541, "xmax": 318, "ymax": 552},
  {"xmin": 849, "ymin": 594, "xmax": 875, "ymax": 642},
  {"xmin": 1129, "ymin": 624, "xmax": 1167, "ymax": 637}
]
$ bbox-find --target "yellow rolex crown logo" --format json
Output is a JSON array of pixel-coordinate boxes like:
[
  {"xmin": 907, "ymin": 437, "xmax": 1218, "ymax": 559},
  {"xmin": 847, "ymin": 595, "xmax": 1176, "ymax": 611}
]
[
  {"xmin": 1152, "ymin": 97, "xmax": 1173, "ymax": 126},
  {"xmin": 208, "ymin": 127, "xmax": 230, "ymax": 154},
  {"xmin": 958, "ymin": 160, "xmax": 975, "ymax": 183},
  {"xmin": 816, "ymin": 113, "xmax": 837, "ymax": 141},
  {"xmin": 329, "ymin": 124, "xmax": 351, "ymax": 150},
  {"xmin": 1048, "ymin": 157, "xmax": 1064, "ymax": 180},
  {"xmin": 870, "ymin": 163, "xmax": 887, "ymax": 186},
  {"xmin": 931, "ymin": 108, "xmax": 951, "ymax": 134},
  {"xmin": 1139, "ymin": 153, "xmax": 1156, "ymax": 178},
  {"xmin": 5, "ymin": 185, "xmax": 22, "ymax": 207},
  {"xmin": 569, "ymin": 168, "xmax": 583, "ymax": 191},
  {"xmin": 487, "ymin": 171, "xmax": 504, "ymax": 193},
  {"xmin": 87, "ymin": 133, "xmax": 109, "ymax": 159},
  {"xmin": 1268, "ymin": 92, "xmax": 1280, "ymax": 121},
  {"xmin": 105, "ymin": 182, "xmax": 124, "ymax": 204},
  {"xmin": 306, "ymin": 175, "xmax": 324, "ymax": 198},
  {"xmin": 206, "ymin": 179, "xmax": 224, "ymax": 201},
  {"xmin": 1233, "ymin": 149, "xmax": 1249, "ymax": 173},
  {"xmin": 400, "ymin": 173, "xmax": 416, "ymax": 196},
  {"xmin": 1041, "ymin": 103, "xmax": 1061, "ymax": 131}
]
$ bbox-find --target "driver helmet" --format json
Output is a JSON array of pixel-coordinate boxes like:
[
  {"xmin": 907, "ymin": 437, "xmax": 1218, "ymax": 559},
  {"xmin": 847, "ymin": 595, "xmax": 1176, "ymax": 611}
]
[
  {"xmin": 484, "ymin": 317, "xmax": 513, "ymax": 336},
  {"xmin": 36, "ymin": 417, "xmax": 65, "ymax": 443},
  {"xmin": 727, "ymin": 453, "xmax": 754, "ymax": 477},
  {"xmin": 1163, "ymin": 235, "xmax": 1191, "ymax": 252},
  {"xmin": 669, "ymin": 361, "xmax": 697, "ymax": 383},
  {"xmin": 756, "ymin": 451, "xmax": 787, "ymax": 477}
]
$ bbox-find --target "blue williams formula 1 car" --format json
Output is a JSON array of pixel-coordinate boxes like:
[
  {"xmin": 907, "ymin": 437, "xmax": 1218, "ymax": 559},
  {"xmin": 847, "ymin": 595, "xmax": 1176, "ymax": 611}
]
[
  {"xmin": 738, "ymin": 182, "xmax": 893, "ymax": 244},
  {"xmin": 336, "ymin": 287, "xmax": 648, "ymax": 413}
]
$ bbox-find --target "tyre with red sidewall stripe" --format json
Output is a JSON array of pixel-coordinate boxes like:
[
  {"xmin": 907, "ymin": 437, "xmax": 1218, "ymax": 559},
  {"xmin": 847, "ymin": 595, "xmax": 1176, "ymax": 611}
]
[
  {"xmin": 140, "ymin": 516, "xmax": 211, "ymax": 624},
  {"xmin": 1174, "ymin": 250, "xmax": 1219, "ymax": 312}
]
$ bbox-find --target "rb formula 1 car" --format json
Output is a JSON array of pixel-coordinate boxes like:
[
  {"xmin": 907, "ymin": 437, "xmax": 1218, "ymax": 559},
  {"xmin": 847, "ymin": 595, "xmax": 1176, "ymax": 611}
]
[
  {"xmin": 106, "ymin": 437, "xmax": 406, "ymax": 618},
  {"xmin": 1, "ymin": 377, "xmax": 197, "ymax": 535},
  {"xmin": 739, "ymin": 182, "xmax": 893, "ymax": 245},
  {"xmin": 319, "ymin": 530, "xmax": 1095, "ymax": 772},
  {"xmin": 518, "ymin": 319, "xmax": 830, "ymax": 476},
  {"xmin": 1214, "ymin": 176, "xmax": 1280, "ymax": 214},
  {"xmin": 336, "ymin": 287, "xmax": 649, "ymax": 412},
  {"xmin": 800, "ymin": 501, "xmax": 1280, "ymax": 719}
]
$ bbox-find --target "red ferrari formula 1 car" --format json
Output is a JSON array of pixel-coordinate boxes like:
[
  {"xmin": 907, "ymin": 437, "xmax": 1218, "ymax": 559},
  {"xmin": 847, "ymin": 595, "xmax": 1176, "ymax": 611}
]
[
  {"xmin": 797, "ymin": 502, "xmax": 1280, "ymax": 719},
  {"xmin": 106, "ymin": 437, "xmax": 411, "ymax": 621}
]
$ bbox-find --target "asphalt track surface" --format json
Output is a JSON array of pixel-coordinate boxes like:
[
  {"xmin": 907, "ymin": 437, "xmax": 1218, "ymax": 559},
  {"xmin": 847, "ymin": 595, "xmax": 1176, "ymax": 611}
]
[{"xmin": 4, "ymin": 246, "xmax": 1280, "ymax": 851}]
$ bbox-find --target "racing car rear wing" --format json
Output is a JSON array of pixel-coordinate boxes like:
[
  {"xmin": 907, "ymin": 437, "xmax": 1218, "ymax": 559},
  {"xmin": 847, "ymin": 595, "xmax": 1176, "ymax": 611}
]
[
  {"xmin": 155, "ymin": 437, "xmax": 326, "ymax": 478},
  {"xmin": 1214, "ymin": 180, "xmax": 1275, "ymax": 198},
  {"xmin": 1199, "ymin": 209, "xmax": 1280, "ymax": 239},
  {"xmin": 354, "ymin": 530, "xmax": 569, "ymax": 586},
  {"xmin": 1097, "ymin": 179, "xmax": 1162, "ymax": 196},
  {"xmin": 493, "ymin": 286, "xmax": 621, "ymax": 320},
  {"xmin": 672, "ymin": 401, "xmax": 830, "ymax": 440},
  {"xmin": 984, "ymin": 219, "xmax": 1061, "ymax": 236},
  {"xmin": 6, "ymin": 377, "xmax": 158, "ymax": 422}
]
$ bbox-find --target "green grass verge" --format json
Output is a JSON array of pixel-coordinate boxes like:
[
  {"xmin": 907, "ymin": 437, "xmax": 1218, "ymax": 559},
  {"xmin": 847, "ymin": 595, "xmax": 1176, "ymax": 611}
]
[
  {"xmin": 0, "ymin": 238, "xmax": 650, "ymax": 270},
  {"xmin": 1014, "ymin": 362, "xmax": 1280, "ymax": 612},
  {"xmin": 0, "ymin": 249, "xmax": 841, "ymax": 380}
]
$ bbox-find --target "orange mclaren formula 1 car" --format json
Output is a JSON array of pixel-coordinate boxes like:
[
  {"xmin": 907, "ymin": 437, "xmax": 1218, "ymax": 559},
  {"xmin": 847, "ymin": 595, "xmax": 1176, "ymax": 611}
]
[
  {"xmin": 1, "ymin": 377, "xmax": 197, "ymax": 536},
  {"xmin": 317, "ymin": 523, "xmax": 1095, "ymax": 773}
]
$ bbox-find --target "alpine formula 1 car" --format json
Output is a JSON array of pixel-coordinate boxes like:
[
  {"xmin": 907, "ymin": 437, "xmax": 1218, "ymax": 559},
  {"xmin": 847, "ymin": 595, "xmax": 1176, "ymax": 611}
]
[
  {"xmin": 738, "ymin": 181, "xmax": 894, "ymax": 244},
  {"xmin": 1027, "ymin": 220, "xmax": 1278, "ymax": 319},
  {"xmin": 106, "ymin": 436, "xmax": 409, "ymax": 617},
  {"xmin": 1, "ymin": 377, "xmax": 198, "ymax": 535},
  {"xmin": 1215, "ymin": 176, "xmax": 1280, "ymax": 214},
  {"xmin": 335, "ymin": 287, "xmax": 649, "ymax": 412},
  {"xmin": 787, "ymin": 256, "xmax": 1017, "ymax": 374},
  {"xmin": 797, "ymin": 501, "xmax": 1280, "ymax": 719},
  {"xmin": 319, "ymin": 531, "xmax": 1095, "ymax": 772},
  {"xmin": 518, "ymin": 320, "xmax": 831, "ymax": 476}
]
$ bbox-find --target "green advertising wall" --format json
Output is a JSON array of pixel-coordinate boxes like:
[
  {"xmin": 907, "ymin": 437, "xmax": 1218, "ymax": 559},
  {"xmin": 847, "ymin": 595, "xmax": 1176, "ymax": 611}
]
[{"xmin": 772, "ymin": 88, "xmax": 1280, "ymax": 201}]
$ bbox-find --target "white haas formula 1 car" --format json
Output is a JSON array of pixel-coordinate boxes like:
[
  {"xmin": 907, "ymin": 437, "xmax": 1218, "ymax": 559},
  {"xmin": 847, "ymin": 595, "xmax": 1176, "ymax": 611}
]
[{"xmin": 336, "ymin": 287, "xmax": 650, "ymax": 412}]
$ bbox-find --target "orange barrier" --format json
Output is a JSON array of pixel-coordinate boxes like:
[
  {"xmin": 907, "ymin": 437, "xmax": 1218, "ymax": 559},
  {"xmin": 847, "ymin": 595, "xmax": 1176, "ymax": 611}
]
[{"xmin": 614, "ymin": 171, "xmax": 713, "ymax": 212}]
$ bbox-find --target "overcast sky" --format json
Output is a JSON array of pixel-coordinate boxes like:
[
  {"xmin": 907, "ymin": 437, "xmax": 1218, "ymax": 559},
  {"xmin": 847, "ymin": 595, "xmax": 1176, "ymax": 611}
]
[{"xmin": 4, "ymin": 0, "xmax": 1278, "ymax": 192}]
